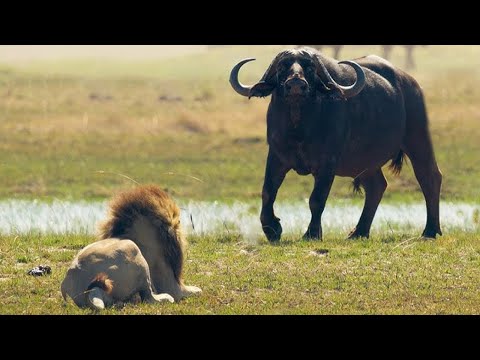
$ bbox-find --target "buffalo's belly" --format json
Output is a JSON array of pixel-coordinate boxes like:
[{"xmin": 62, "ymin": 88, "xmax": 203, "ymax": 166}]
[
  {"xmin": 271, "ymin": 139, "xmax": 402, "ymax": 178},
  {"xmin": 336, "ymin": 140, "xmax": 402, "ymax": 177},
  {"xmin": 293, "ymin": 164, "xmax": 311, "ymax": 176},
  {"xmin": 336, "ymin": 109, "xmax": 406, "ymax": 177}
]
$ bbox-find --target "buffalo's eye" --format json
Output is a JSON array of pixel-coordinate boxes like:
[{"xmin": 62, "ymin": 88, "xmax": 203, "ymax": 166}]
[
  {"xmin": 277, "ymin": 63, "xmax": 288, "ymax": 72},
  {"xmin": 301, "ymin": 59, "xmax": 315, "ymax": 70}
]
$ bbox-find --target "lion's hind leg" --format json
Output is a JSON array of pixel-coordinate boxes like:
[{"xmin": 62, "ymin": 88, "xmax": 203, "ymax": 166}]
[
  {"xmin": 87, "ymin": 287, "xmax": 114, "ymax": 310},
  {"xmin": 86, "ymin": 273, "xmax": 114, "ymax": 310}
]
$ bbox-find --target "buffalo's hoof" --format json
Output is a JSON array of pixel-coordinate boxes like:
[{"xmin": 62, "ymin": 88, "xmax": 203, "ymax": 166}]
[
  {"xmin": 263, "ymin": 221, "xmax": 282, "ymax": 242},
  {"xmin": 303, "ymin": 228, "xmax": 322, "ymax": 241},
  {"xmin": 421, "ymin": 231, "xmax": 438, "ymax": 240},
  {"xmin": 347, "ymin": 227, "xmax": 369, "ymax": 240}
]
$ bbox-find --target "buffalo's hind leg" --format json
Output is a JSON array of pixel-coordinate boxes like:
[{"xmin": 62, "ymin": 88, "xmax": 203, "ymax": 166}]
[
  {"xmin": 404, "ymin": 140, "xmax": 443, "ymax": 239},
  {"xmin": 348, "ymin": 169, "xmax": 387, "ymax": 239}
]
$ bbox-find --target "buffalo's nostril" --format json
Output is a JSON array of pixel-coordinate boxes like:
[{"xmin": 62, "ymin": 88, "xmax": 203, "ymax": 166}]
[{"xmin": 285, "ymin": 78, "xmax": 308, "ymax": 96}]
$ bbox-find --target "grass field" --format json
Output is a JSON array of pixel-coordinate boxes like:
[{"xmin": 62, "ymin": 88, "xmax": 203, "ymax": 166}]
[
  {"xmin": 1, "ymin": 231, "xmax": 480, "ymax": 314},
  {"xmin": 0, "ymin": 45, "xmax": 479, "ymax": 314}
]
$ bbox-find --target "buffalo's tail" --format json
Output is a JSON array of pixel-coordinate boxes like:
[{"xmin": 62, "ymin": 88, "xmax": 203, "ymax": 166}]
[
  {"xmin": 389, "ymin": 150, "xmax": 407, "ymax": 176},
  {"xmin": 352, "ymin": 177, "xmax": 363, "ymax": 194}
]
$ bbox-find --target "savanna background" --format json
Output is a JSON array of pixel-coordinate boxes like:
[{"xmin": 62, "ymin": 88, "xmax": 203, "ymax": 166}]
[{"xmin": 0, "ymin": 45, "xmax": 479, "ymax": 314}]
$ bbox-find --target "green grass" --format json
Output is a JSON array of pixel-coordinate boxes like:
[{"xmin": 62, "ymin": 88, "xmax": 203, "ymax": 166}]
[{"xmin": 1, "ymin": 231, "xmax": 479, "ymax": 314}]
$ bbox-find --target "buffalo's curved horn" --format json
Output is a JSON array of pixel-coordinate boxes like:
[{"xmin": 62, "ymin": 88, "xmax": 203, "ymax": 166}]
[
  {"xmin": 318, "ymin": 60, "xmax": 366, "ymax": 98},
  {"xmin": 229, "ymin": 58, "xmax": 256, "ymax": 97}
]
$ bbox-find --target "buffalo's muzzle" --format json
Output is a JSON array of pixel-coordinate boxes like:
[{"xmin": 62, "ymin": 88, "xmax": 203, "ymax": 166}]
[{"xmin": 285, "ymin": 78, "xmax": 309, "ymax": 96}]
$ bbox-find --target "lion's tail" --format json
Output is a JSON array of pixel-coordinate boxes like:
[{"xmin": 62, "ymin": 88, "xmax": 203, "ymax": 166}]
[{"xmin": 86, "ymin": 273, "xmax": 114, "ymax": 310}]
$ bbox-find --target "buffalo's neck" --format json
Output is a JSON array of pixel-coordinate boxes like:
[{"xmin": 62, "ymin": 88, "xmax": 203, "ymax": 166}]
[
  {"xmin": 267, "ymin": 97, "xmax": 323, "ymax": 175},
  {"xmin": 289, "ymin": 103, "xmax": 302, "ymax": 128},
  {"xmin": 269, "ymin": 96, "xmax": 320, "ymax": 140}
]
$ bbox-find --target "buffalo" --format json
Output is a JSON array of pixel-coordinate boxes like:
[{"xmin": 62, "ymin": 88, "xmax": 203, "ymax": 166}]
[{"xmin": 229, "ymin": 47, "xmax": 442, "ymax": 242}]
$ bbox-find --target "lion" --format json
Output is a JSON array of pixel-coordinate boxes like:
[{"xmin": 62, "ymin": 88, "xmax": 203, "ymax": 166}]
[{"xmin": 60, "ymin": 184, "xmax": 202, "ymax": 310}]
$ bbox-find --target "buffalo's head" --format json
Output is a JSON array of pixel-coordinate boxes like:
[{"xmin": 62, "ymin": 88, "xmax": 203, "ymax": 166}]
[{"xmin": 229, "ymin": 48, "xmax": 366, "ymax": 103}]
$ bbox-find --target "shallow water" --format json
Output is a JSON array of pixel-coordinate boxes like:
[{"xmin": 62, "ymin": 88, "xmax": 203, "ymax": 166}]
[{"xmin": 0, "ymin": 200, "xmax": 478, "ymax": 239}]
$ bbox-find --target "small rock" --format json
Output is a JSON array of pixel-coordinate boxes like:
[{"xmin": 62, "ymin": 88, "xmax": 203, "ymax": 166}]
[
  {"xmin": 27, "ymin": 265, "xmax": 52, "ymax": 276},
  {"xmin": 308, "ymin": 249, "xmax": 329, "ymax": 257}
]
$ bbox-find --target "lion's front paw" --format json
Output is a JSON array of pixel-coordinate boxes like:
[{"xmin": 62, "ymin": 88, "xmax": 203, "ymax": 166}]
[{"xmin": 183, "ymin": 285, "xmax": 202, "ymax": 297}]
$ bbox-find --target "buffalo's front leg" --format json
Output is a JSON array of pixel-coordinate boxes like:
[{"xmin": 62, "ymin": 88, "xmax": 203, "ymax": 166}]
[
  {"xmin": 303, "ymin": 166, "xmax": 336, "ymax": 240},
  {"xmin": 260, "ymin": 150, "xmax": 289, "ymax": 242}
]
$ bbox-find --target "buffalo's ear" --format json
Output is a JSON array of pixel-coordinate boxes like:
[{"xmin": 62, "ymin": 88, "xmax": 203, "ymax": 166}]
[{"xmin": 249, "ymin": 82, "xmax": 275, "ymax": 99}]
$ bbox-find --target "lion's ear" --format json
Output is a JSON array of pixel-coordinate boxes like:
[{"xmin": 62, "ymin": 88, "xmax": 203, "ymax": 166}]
[{"xmin": 249, "ymin": 82, "xmax": 275, "ymax": 99}]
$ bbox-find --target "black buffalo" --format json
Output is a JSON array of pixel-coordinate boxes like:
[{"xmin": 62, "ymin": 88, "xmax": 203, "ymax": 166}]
[{"xmin": 229, "ymin": 47, "xmax": 442, "ymax": 242}]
